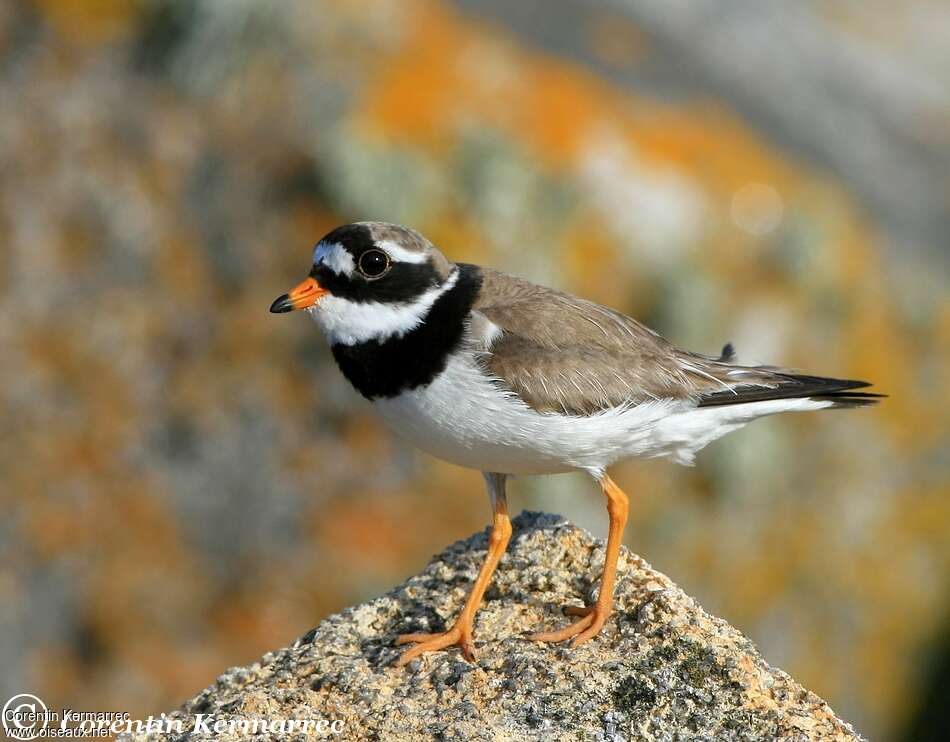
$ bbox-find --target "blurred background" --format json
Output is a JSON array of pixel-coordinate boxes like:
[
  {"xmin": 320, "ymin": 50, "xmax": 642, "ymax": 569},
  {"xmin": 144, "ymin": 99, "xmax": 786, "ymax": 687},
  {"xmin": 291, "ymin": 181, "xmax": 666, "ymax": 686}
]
[{"xmin": 1, "ymin": 1, "xmax": 948, "ymax": 739}]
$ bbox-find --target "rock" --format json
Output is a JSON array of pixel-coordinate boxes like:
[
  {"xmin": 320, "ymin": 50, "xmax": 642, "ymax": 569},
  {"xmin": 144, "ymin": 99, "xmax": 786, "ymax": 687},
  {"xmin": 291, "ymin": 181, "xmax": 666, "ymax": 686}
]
[{"xmin": 122, "ymin": 512, "xmax": 863, "ymax": 741}]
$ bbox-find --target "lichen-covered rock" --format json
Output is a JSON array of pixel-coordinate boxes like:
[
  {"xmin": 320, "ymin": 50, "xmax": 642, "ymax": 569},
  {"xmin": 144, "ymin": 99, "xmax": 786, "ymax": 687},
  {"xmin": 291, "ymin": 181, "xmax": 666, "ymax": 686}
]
[{"xmin": 123, "ymin": 512, "xmax": 863, "ymax": 741}]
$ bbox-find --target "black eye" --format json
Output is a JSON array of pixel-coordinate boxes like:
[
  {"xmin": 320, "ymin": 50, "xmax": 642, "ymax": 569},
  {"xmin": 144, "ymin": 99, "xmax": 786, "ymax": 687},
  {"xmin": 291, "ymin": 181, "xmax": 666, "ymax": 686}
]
[{"xmin": 357, "ymin": 249, "xmax": 390, "ymax": 278}]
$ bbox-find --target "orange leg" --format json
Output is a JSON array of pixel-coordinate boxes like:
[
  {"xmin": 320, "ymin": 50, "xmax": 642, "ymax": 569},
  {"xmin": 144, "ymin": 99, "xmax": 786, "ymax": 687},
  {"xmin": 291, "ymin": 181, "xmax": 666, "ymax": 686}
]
[
  {"xmin": 530, "ymin": 473, "xmax": 629, "ymax": 646},
  {"xmin": 396, "ymin": 473, "xmax": 511, "ymax": 666}
]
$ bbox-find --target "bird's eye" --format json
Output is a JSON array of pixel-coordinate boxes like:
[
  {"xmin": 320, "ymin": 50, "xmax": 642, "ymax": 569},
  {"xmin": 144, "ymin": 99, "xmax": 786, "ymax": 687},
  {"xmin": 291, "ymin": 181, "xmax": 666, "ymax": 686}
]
[{"xmin": 357, "ymin": 249, "xmax": 390, "ymax": 278}]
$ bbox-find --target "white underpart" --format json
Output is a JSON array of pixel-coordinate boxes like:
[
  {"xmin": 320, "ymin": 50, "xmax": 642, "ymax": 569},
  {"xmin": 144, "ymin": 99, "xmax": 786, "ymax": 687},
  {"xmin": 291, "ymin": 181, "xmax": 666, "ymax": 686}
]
[
  {"xmin": 373, "ymin": 352, "xmax": 834, "ymax": 475},
  {"xmin": 374, "ymin": 239, "xmax": 430, "ymax": 264},
  {"xmin": 309, "ymin": 268, "xmax": 459, "ymax": 346},
  {"xmin": 313, "ymin": 241, "xmax": 355, "ymax": 276}
]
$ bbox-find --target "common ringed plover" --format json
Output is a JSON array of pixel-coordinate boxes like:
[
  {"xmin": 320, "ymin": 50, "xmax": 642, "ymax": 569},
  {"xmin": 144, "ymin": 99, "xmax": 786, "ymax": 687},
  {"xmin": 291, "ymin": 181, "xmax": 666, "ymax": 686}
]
[{"xmin": 270, "ymin": 221, "xmax": 882, "ymax": 667}]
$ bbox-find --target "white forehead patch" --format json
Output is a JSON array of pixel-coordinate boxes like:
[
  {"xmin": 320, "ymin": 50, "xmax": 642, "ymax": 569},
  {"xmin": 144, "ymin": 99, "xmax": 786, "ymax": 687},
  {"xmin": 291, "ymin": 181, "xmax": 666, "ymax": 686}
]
[
  {"xmin": 309, "ymin": 268, "xmax": 459, "ymax": 346},
  {"xmin": 374, "ymin": 239, "xmax": 429, "ymax": 264},
  {"xmin": 313, "ymin": 241, "xmax": 355, "ymax": 276}
]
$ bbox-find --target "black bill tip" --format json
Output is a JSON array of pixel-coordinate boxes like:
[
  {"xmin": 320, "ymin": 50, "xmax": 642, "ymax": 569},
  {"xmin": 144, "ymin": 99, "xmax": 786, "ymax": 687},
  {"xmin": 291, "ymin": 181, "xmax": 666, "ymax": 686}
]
[{"xmin": 270, "ymin": 294, "xmax": 294, "ymax": 313}]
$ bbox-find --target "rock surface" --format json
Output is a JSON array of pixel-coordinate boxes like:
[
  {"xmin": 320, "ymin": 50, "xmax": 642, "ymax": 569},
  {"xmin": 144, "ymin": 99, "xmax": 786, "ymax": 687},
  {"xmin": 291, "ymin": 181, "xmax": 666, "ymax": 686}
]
[{"xmin": 125, "ymin": 512, "xmax": 863, "ymax": 741}]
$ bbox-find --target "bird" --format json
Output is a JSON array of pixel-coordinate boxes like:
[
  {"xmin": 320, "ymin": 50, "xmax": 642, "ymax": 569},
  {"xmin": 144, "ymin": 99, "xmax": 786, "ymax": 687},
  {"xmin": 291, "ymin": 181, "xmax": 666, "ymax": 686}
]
[{"xmin": 270, "ymin": 221, "xmax": 882, "ymax": 667}]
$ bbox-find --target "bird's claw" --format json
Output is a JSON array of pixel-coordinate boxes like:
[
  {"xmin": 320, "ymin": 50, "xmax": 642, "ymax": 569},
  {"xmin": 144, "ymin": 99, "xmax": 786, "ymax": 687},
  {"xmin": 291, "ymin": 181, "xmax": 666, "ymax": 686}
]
[
  {"xmin": 529, "ymin": 603, "xmax": 608, "ymax": 646},
  {"xmin": 395, "ymin": 623, "xmax": 475, "ymax": 666}
]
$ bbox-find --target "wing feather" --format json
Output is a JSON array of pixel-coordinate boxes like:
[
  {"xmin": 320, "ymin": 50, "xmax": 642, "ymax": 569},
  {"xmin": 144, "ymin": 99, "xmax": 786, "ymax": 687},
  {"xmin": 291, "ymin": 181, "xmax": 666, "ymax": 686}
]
[
  {"xmin": 467, "ymin": 267, "xmax": 883, "ymax": 415},
  {"xmin": 470, "ymin": 268, "xmax": 695, "ymax": 414}
]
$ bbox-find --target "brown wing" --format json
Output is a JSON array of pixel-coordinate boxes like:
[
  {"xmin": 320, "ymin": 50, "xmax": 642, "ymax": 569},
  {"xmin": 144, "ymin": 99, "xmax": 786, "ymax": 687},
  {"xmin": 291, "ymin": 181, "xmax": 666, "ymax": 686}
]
[
  {"xmin": 468, "ymin": 268, "xmax": 882, "ymax": 415},
  {"xmin": 470, "ymin": 268, "xmax": 709, "ymax": 414}
]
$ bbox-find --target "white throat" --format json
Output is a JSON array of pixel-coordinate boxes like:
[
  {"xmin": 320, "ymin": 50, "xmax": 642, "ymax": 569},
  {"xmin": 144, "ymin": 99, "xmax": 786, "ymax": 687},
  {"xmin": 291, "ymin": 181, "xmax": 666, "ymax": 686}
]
[{"xmin": 310, "ymin": 268, "xmax": 459, "ymax": 346}]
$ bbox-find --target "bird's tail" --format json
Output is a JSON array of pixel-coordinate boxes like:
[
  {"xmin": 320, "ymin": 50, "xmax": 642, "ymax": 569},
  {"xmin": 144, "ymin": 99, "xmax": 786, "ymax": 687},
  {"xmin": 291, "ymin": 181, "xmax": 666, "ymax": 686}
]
[{"xmin": 696, "ymin": 371, "xmax": 885, "ymax": 409}]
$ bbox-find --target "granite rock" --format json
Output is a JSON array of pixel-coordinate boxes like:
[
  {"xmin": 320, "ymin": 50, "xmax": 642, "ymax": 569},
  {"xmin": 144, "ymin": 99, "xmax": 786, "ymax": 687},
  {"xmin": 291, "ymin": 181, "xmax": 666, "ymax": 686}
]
[{"xmin": 123, "ymin": 512, "xmax": 863, "ymax": 741}]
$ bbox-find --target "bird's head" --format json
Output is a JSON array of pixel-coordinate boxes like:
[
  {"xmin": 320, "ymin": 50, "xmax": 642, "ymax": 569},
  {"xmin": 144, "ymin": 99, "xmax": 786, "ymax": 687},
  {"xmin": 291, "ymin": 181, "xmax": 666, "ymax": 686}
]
[{"xmin": 270, "ymin": 222, "xmax": 457, "ymax": 346}]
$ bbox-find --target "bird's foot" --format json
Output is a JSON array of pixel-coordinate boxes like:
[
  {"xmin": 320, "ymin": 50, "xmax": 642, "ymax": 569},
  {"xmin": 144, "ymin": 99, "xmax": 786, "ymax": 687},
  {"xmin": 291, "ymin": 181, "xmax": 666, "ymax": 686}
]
[
  {"xmin": 529, "ymin": 603, "xmax": 609, "ymax": 647},
  {"xmin": 395, "ymin": 621, "xmax": 475, "ymax": 667}
]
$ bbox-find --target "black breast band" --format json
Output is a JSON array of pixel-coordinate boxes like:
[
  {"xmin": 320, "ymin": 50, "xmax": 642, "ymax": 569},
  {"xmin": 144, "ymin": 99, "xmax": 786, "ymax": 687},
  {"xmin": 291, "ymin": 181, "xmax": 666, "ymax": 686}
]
[{"xmin": 330, "ymin": 264, "xmax": 482, "ymax": 399}]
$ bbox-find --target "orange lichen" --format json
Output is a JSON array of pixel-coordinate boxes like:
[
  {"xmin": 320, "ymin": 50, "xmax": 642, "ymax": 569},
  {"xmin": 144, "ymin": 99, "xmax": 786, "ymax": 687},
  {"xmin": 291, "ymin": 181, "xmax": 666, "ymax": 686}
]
[{"xmin": 32, "ymin": 0, "xmax": 141, "ymax": 46}]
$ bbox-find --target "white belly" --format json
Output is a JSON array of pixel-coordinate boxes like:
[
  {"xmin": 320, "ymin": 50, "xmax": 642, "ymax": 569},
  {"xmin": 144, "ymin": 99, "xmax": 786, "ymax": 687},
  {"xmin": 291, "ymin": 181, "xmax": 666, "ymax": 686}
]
[{"xmin": 372, "ymin": 354, "xmax": 834, "ymax": 475}]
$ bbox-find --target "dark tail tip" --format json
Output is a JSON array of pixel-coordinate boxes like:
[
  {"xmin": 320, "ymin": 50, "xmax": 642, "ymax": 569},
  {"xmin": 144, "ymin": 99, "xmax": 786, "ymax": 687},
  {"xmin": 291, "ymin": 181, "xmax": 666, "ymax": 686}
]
[
  {"xmin": 814, "ymin": 390, "xmax": 887, "ymax": 409},
  {"xmin": 718, "ymin": 342, "xmax": 736, "ymax": 362}
]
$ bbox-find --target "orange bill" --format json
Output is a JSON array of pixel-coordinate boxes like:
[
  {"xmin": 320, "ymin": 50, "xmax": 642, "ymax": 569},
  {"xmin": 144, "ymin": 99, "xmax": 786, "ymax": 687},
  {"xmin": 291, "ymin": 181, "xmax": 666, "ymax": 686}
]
[{"xmin": 270, "ymin": 277, "xmax": 328, "ymax": 313}]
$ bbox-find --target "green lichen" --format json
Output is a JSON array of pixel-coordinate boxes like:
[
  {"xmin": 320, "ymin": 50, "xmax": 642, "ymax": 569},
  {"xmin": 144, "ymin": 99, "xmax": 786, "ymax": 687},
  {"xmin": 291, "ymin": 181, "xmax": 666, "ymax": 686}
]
[
  {"xmin": 612, "ymin": 675, "xmax": 657, "ymax": 712},
  {"xmin": 675, "ymin": 639, "xmax": 722, "ymax": 689}
]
